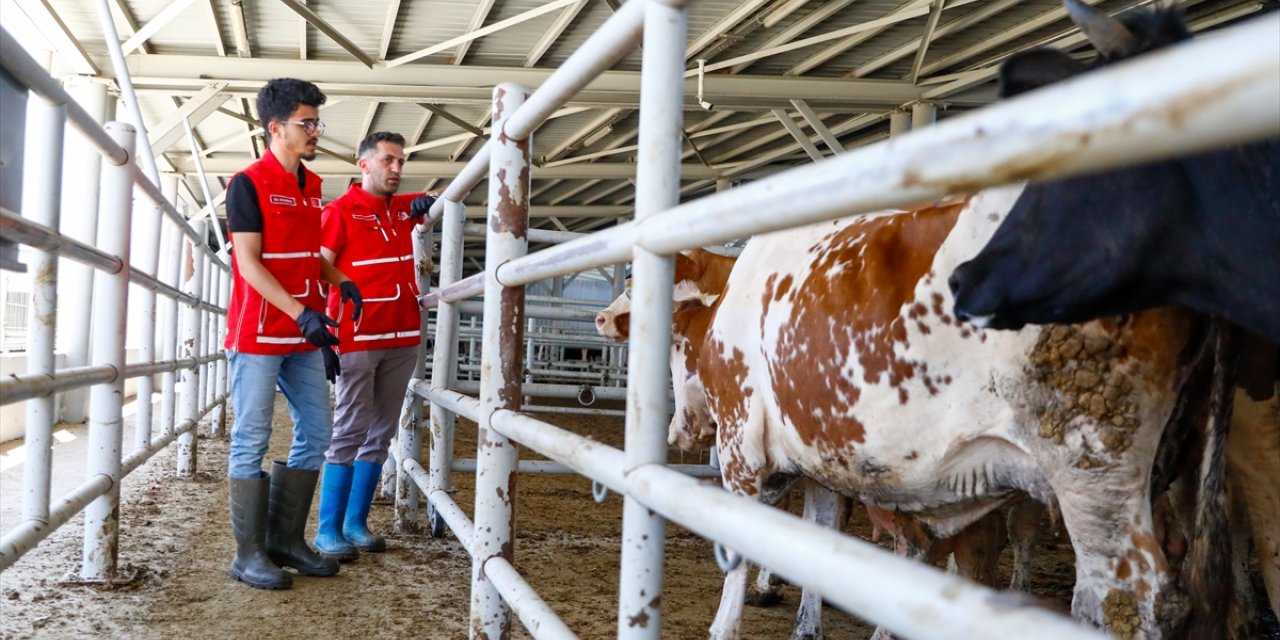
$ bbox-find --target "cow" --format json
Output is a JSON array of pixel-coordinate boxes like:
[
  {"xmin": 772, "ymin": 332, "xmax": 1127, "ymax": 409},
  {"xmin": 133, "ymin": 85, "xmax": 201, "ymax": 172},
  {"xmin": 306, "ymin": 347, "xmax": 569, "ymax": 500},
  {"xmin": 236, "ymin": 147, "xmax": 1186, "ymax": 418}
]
[
  {"xmin": 685, "ymin": 184, "xmax": 1214, "ymax": 639},
  {"xmin": 948, "ymin": 0, "xmax": 1280, "ymax": 344},
  {"xmin": 604, "ymin": 251, "xmax": 1051, "ymax": 640}
]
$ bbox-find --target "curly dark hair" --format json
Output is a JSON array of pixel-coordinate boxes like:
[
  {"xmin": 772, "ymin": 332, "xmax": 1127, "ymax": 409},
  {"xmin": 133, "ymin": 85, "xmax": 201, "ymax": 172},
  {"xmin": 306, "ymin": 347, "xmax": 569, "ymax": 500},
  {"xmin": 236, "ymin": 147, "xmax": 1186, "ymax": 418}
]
[
  {"xmin": 358, "ymin": 131, "xmax": 407, "ymax": 159},
  {"xmin": 256, "ymin": 78, "xmax": 326, "ymax": 145}
]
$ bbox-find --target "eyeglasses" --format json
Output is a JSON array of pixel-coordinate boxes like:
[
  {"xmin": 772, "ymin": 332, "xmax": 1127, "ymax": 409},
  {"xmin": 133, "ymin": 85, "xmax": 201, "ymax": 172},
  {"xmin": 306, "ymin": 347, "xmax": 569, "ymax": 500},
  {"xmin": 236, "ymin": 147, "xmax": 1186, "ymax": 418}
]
[{"xmin": 284, "ymin": 119, "xmax": 325, "ymax": 137}]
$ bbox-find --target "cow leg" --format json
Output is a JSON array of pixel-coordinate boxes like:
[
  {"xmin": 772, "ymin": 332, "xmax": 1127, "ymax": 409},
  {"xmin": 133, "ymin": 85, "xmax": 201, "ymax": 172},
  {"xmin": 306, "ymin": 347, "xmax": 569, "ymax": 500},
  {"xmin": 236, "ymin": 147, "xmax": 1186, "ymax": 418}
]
[
  {"xmin": 1225, "ymin": 387, "xmax": 1280, "ymax": 620},
  {"xmin": 1007, "ymin": 499, "xmax": 1044, "ymax": 592},
  {"xmin": 1055, "ymin": 468, "xmax": 1186, "ymax": 639},
  {"xmin": 952, "ymin": 508, "xmax": 1007, "ymax": 588},
  {"xmin": 746, "ymin": 489, "xmax": 791, "ymax": 608},
  {"xmin": 789, "ymin": 481, "xmax": 847, "ymax": 640}
]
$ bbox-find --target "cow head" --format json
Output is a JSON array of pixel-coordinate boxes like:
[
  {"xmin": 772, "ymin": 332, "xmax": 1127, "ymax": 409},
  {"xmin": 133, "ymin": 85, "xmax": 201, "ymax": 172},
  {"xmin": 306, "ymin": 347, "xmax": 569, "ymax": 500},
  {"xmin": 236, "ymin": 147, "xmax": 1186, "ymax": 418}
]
[
  {"xmin": 594, "ymin": 249, "xmax": 736, "ymax": 342},
  {"xmin": 950, "ymin": 0, "xmax": 1280, "ymax": 342}
]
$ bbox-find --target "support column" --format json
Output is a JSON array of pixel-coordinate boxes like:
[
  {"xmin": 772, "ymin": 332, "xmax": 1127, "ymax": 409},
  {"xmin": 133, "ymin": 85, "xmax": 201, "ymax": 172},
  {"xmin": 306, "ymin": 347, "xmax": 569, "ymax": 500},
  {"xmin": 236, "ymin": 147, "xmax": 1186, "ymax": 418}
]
[
  {"xmin": 911, "ymin": 102, "xmax": 937, "ymax": 129},
  {"xmin": 424, "ymin": 198, "xmax": 465, "ymax": 534},
  {"xmin": 80, "ymin": 122, "xmax": 134, "ymax": 582},
  {"xmin": 176, "ymin": 222, "xmax": 206, "ymax": 477},
  {"xmin": 56, "ymin": 77, "xmax": 109, "ymax": 425},
  {"xmin": 617, "ymin": 2, "xmax": 685, "ymax": 638},
  {"xmin": 469, "ymin": 82, "xmax": 531, "ymax": 640},
  {"xmin": 21, "ymin": 94, "xmax": 65, "ymax": 531},
  {"xmin": 889, "ymin": 109, "xmax": 912, "ymax": 138}
]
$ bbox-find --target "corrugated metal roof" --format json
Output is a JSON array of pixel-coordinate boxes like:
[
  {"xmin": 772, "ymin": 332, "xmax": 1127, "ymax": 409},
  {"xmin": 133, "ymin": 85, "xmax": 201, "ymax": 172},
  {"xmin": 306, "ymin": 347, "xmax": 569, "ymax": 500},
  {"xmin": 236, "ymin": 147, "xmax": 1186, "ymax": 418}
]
[{"xmin": 3, "ymin": 0, "xmax": 1268, "ymax": 255}]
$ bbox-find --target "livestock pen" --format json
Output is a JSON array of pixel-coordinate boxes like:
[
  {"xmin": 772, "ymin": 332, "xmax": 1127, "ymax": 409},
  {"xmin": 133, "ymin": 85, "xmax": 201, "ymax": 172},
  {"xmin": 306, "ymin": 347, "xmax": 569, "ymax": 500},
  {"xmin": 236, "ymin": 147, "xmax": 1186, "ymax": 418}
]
[{"xmin": 1, "ymin": 0, "xmax": 1277, "ymax": 638}]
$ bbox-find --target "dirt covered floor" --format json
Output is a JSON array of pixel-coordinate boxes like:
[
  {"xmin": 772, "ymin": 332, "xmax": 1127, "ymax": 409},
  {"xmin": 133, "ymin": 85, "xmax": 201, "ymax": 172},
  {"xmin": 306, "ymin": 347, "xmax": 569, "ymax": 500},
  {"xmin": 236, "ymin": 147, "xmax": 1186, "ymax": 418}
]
[{"xmin": 0, "ymin": 396, "xmax": 1087, "ymax": 639}]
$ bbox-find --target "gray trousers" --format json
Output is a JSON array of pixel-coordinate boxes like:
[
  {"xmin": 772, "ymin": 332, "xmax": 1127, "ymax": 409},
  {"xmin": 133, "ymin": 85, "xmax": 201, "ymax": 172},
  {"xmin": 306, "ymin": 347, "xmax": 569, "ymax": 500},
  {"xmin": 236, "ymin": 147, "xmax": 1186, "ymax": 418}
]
[{"xmin": 326, "ymin": 345, "xmax": 418, "ymax": 465}]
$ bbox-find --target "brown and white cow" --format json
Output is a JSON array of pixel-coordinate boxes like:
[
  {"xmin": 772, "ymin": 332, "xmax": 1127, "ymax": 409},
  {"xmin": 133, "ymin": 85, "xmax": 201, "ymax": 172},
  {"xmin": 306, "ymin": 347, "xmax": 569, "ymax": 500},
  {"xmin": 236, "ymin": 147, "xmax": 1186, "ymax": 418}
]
[{"xmin": 688, "ymin": 185, "xmax": 1208, "ymax": 639}]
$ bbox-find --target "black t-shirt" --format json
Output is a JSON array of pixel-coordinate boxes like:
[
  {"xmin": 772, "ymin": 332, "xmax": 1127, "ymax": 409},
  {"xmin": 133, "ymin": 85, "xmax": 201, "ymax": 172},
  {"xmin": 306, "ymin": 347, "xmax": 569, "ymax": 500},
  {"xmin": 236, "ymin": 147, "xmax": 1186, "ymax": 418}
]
[{"xmin": 225, "ymin": 164, "xmax": 309, "ymax": 233}]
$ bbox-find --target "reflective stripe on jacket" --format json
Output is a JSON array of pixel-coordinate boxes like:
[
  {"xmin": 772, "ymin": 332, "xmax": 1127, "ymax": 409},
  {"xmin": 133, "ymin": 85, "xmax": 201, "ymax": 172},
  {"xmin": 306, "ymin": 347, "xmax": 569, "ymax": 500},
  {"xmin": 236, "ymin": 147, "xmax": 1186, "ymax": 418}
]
[
  {"xmin": 321, "ymin": 184, "xmax": 422, "ymax": 352},
  {"xmin": 225, "ymin": 150, "xmax": 327, "ymax": 355}
]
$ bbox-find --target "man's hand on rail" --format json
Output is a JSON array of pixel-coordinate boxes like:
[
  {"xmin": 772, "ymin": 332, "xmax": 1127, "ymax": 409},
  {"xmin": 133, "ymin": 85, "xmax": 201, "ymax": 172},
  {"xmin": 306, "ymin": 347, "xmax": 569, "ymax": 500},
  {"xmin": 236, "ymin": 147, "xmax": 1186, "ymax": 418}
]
[
  {"xmin": 321, "ymin": 346, "xmax": 341, "ymax": 383},
  {"xmin": 338, "ymin": 281, "xmax": 363, "ymax": 321},
  {"xmin": 296, "ymin": 308, "xmax": 340, "ymax": 347},
  {"xmin": 408, "ymin": 194, "xmax": 438, "ymax": 220}
]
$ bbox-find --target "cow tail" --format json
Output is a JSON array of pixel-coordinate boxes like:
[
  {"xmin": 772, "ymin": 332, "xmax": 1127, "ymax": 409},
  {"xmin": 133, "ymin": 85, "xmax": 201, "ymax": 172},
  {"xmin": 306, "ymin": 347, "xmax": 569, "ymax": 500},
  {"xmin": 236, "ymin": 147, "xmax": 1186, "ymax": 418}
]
[{"xmin": 1185, "ymin": 319, "xmax": 1236, "ymax": 640}]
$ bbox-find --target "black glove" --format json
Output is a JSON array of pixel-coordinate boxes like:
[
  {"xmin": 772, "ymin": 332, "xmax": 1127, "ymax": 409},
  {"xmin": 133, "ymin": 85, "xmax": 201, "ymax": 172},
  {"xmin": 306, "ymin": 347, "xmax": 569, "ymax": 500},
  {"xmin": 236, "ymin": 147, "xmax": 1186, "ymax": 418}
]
[
  {"xmin": 338, "ymin": 281, "xmax": 363, "ymax": 321},
  {"xmin": 408, "ymin": 194, "xmax": 437, "ymax": 220},
  {"xmin": 295, "ymin": 307, "xmax": 339, "ymax": 347},
  {"xmin": 321, "ymin": 346, "xmax": 341, "ymax": 383}
]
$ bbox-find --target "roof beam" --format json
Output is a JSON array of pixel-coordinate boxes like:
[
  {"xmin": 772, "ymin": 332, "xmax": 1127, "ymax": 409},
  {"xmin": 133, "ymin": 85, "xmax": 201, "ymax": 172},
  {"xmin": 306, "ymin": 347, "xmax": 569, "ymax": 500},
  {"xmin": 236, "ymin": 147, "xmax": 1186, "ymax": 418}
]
[
  {"xmin": 909, "ymin": 0, "xmax": 947, "ymax": 83},
  {"xmin": 524, "ymin": 0, "xmax": 589, "ymax": 67},
  {"xmin": 448, "ymin": 110, "xmax": 491, "ymax": 162},
  {"xmin": 685, "ymin": 0, "xmax": 772, "ymax": 60},
  {"xmin": 789, "ymin": 100, "xmax": 843, "ymax": 153},
  {"xmin": 729, "ymin": 0, "xmax": 855, "ymax": 74},
  {"xmin": 916, "ymin": 0, "xmax": 1106, "ymax": 78},
  {"xmin": 848, "ymin": 0, "xmax": 1023, "ymax": 78},
  {"xmin": 100, "ymin": 54, "xmax": 963, "ymax": 111},
  {"xmin": 277, "ymin": 0, "xmax": 375, "ymax": 68},
  {"xmin": 452, "ymin": 0, "xmax": 497, "ymax": 65},
  {"xmin": 378, "ymin": 0, "xmax": 401, "ymax": 60},
  {"xmin": 298, "ymin": 0, "xmax": 307, "ymax": 59},
  {"xmin": 149, "ymin": 83, "xmax": 232, "ymax": 155},
  {"xmin": 387, "ymin": 0, "xmax": 580, "ymax": 68},
  {"xmin": 14, "ymin": 0, "xmax": 99, "ymax": 74},
  {"xmin": 355, "ymin": 102, "xmax": 378, "ymax": 150},
  {"xmin": 121, "ymin": 0, "xmax": 198, "ymax": 55},
  {"xmin": 170, "ymin": 157, "xmax": 728, "ymax": 180},
  {"xmin": 205, "ymin": 0, "xmax": 226, "ymax": 56},
  {"xmin": 108, "ymin": 0, "xmax": 152, "ymax": 55},
  {"xmin": 786, "ymin": 0, "xmax": 932, "ymax": 76},
  {"xmin": 771, "ymin": 109, "xmax": 824, "ymax": 162},
  {"xmin": 229, "ymin": 0, "xmax": 251, "ymax": 57}
]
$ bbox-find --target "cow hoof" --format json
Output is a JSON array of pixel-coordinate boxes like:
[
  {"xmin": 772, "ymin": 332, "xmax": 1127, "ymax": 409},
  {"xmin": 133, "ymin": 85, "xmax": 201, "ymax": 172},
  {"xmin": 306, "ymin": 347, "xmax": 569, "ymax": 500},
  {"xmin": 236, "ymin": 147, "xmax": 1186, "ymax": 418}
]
[{"xmin": 744, "ymin": 587, "xmax": 784, "ymax": 608}]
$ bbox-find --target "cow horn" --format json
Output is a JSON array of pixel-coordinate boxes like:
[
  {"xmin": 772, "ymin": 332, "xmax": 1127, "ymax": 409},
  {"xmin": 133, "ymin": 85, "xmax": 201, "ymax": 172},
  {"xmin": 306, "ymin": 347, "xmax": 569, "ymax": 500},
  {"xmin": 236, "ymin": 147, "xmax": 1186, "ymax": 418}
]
[{"xmin": 1063, "ymin": 0, "xmax": 1135, "ymax": 58}]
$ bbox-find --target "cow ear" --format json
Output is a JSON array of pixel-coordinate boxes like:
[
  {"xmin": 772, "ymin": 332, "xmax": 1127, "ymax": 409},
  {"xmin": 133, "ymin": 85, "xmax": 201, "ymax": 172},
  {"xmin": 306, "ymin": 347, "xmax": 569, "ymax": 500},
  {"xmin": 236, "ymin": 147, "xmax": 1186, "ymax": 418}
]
[
  {"xmin": 674, "ymin": 251, "xmax": 702, "ymax": 282},
  {"xmin": 1063, "ymin": 0, "xmax": 1136, "ymax": 59},
  {"xmin": 998, "ymin": 49, "xmax": 1086, "ymax": 98}
]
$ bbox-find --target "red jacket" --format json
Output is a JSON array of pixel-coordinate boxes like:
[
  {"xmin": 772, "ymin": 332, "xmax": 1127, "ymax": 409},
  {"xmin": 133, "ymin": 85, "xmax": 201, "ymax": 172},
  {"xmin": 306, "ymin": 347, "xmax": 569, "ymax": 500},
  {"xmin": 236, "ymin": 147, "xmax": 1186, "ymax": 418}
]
[
  {"xmin": 226, "ymin": 150, "xmax": 327, "ymax": 355},
  {"xmin": 320, "ymin": 184, "xmax": 423, "ymax": 352}
]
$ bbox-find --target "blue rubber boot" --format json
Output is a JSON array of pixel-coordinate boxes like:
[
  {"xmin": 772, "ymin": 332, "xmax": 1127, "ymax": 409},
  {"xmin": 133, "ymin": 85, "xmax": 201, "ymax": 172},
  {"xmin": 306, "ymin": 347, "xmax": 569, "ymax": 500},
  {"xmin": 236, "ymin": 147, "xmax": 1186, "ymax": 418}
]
[
  {"xmin": 343, "ymin": 460, "xmax": 387, "ymax": 552},
  {"xmin": 313, "ymin": 463, "xmax": 358, "ymax": 562}
]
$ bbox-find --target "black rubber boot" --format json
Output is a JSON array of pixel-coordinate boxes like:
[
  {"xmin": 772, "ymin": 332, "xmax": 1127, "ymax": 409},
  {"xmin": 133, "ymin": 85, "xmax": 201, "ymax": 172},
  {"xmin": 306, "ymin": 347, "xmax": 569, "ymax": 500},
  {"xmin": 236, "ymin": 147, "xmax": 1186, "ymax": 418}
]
[
  {"xmin": 229, "ymin": 474, "xmax": 293, "ymax": 590},
  {"xmin": 265, "ymin": 461, "xmax": 339, "ymax": 577}
]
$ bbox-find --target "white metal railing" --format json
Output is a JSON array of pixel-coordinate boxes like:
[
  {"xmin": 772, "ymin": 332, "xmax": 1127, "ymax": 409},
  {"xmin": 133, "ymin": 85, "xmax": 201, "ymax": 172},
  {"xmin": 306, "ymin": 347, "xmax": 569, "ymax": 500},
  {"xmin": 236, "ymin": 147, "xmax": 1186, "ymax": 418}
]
[
  {"xmin": 402, "ymin": 1, "xmax": 1280, "ymax": 639},
  {"xmin": 0, "ymin": 24, "xmax": 230, "ymax": 578}
]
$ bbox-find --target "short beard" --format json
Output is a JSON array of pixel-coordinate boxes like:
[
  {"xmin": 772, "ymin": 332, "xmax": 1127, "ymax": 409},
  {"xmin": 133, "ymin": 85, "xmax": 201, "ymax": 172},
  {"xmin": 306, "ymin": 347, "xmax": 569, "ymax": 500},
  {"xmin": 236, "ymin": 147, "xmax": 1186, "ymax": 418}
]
[{"xmin": 301, "ymin": 149, "xmax": 318, "ymax": 161}]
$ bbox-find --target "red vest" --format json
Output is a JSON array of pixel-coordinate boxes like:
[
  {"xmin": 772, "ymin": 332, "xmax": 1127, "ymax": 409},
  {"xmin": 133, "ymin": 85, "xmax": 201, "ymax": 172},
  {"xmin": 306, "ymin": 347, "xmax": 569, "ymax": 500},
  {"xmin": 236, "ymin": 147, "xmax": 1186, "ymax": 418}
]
[
  {"xmin": 225, "ymin": 150, "xmax": 327, "ymax": 355},
  {"xmin": 320, "ymin": 184, "xmax": 423, "ymax": 352}
]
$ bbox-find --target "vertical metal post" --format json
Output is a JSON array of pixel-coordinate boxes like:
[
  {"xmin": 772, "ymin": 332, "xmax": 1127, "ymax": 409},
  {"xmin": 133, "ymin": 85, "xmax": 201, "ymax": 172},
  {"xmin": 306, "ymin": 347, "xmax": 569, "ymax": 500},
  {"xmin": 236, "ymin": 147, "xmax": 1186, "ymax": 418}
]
[
  {"xmin": 890, "ymin": 109, "xmax": 912, "ymax": 138},
  {"xmin": 20, "ymin": 95, "xmax": 65, "ymax": 529},
  {"xmin": 470, "ymin": 82, "xmax": 530, "ymax": 640},
  {"xmin": 211, "ymin": 263, "xmax": 229, "ymax": 436},
  {"xmin": 427, "ymin": 198, "xmax": 465, "ymax": 509},
  {"xmin": 81, "ymin": 122, "xmax": 135, "ymax": 581},
  {"xmin": 199, "ymin": 261, "xmax": 212, "ymax": 412},
  {"xmin": 131, "ymin": 185, "xmax": 166, "ymax": 454},
  {"xmin": 392, "ymin": 220, "xmax": 433, "ymax": 532},
  {"xmin": 176, "ymin": 221, "xmax": 206, "ymax": 477},
  {"xmin": 57, "ymin": 77, "xmax": 108, "ymax": 425},
  {"xmin": 618, "ymin": 2, "xmax": 684, "ymax": 637},
  {"xmin": 912, "ymin": 102, "xmax": 937, "ymax": 129},
  {"xmin": 159, "ymin": 191, "xmax": 182, "ymax": 438}
]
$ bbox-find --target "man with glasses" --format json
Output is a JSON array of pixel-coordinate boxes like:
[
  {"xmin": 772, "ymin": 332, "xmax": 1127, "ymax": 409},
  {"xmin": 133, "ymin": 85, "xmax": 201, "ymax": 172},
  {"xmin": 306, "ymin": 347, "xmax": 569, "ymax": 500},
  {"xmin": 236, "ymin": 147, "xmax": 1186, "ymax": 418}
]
[
  {"xmin": 222, "ymin": 77, "xmax": 363, "ymax": 590},
  {"xmin": 311, "ymin": 131, "xmax": 435, "ymax": 561}
]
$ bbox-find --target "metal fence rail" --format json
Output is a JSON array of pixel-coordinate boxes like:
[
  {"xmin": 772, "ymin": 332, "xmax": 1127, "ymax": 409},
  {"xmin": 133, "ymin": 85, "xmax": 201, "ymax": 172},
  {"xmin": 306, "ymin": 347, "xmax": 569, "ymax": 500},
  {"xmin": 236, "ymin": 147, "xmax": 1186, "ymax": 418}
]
[
  {"xmin": 404, "ymin": 1, "xmax": 1279, "ymax": 639},
  {"xmin": 0, "ymin": 25, "xmax": 230, "ymax": 577}
]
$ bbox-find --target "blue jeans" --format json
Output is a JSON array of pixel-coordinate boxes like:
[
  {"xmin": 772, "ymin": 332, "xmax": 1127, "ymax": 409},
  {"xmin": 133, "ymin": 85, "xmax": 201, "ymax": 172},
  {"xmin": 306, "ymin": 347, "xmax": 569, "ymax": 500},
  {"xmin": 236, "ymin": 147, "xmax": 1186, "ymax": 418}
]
[{"xmin": 227, "ymin": 350, "xmax": 333, "ymax": 478}]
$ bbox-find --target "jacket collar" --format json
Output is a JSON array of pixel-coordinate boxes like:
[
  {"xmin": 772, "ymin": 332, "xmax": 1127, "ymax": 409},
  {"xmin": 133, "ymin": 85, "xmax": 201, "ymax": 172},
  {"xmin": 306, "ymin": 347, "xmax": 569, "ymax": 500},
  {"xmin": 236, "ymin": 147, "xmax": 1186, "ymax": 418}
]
[{"xmin": 258, "ymin": 149, "xmax": 319, "ymax": 193}]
